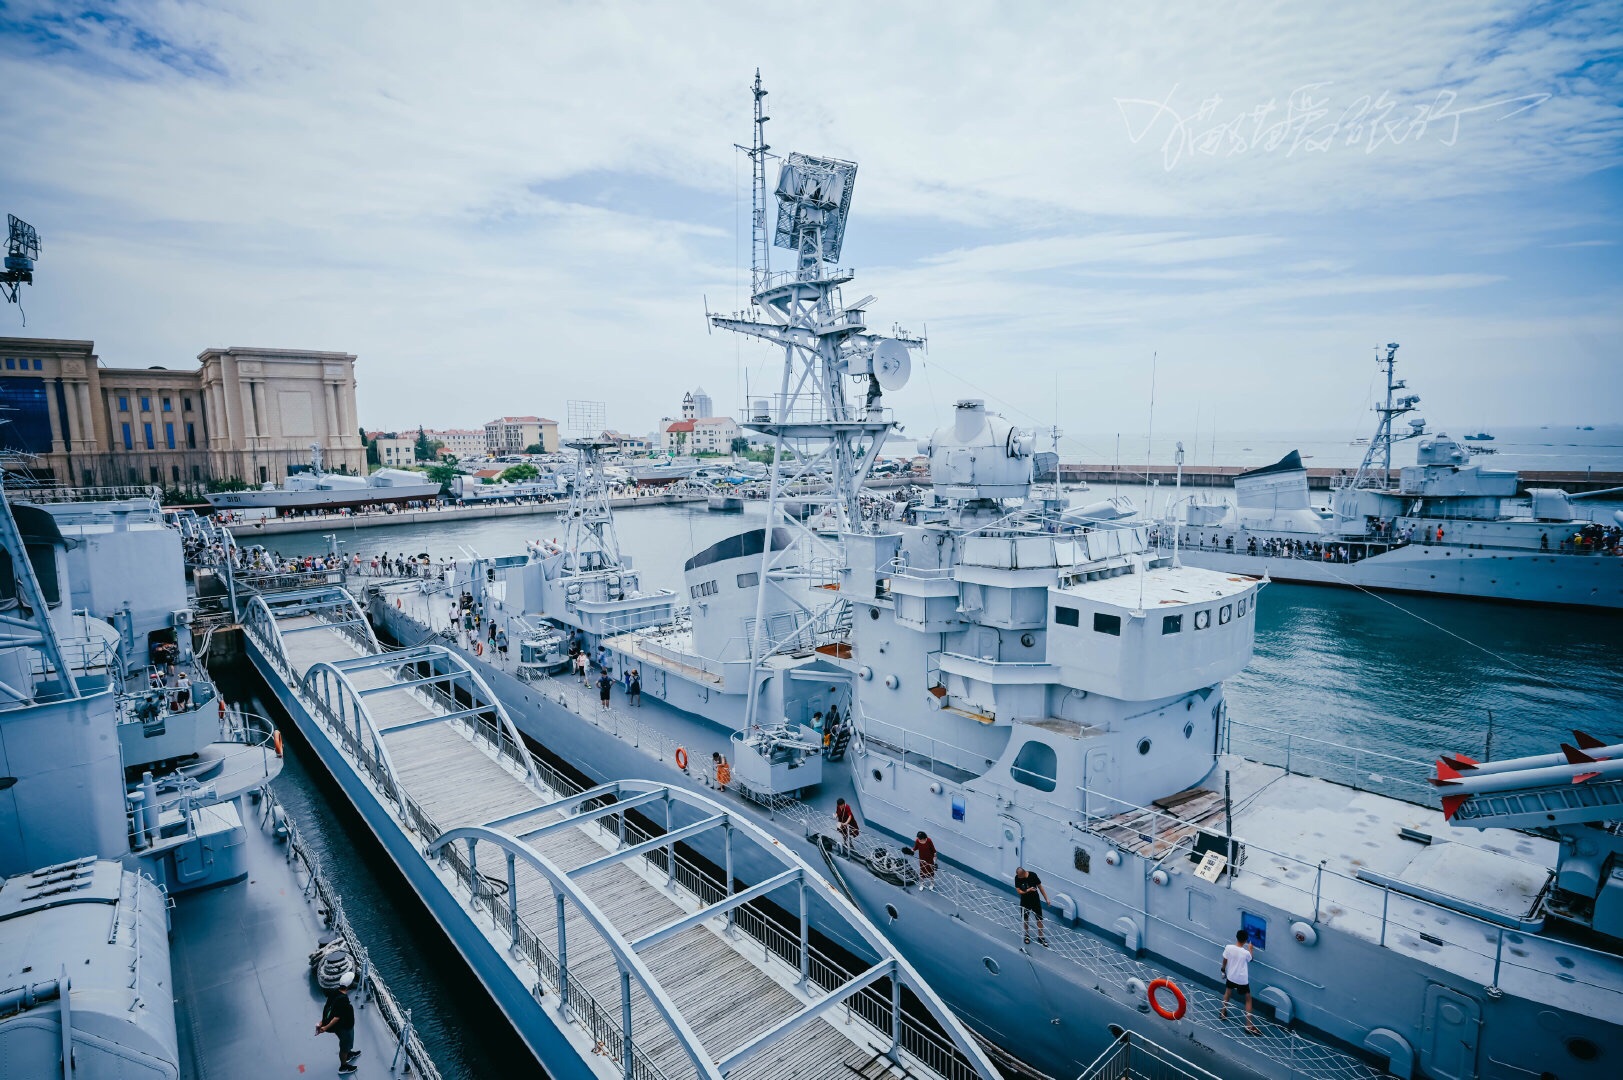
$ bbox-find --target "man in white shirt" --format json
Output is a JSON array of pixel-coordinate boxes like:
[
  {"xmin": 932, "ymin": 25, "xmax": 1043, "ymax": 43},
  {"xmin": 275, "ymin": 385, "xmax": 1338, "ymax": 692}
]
[{"xmin": 1219, "ymin": 928, "xmax": 1261, "ymax": 1034}]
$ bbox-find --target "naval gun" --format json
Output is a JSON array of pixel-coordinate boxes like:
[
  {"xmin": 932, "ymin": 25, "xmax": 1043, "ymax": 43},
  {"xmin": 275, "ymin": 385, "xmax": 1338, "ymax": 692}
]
[
  {"xmin": 1434, "ymin": 731, "xmax": 1623, "ymax": 941},
  {"xmin": 729, "ymin": 723, "xmax": 824, "ymax": 799}
]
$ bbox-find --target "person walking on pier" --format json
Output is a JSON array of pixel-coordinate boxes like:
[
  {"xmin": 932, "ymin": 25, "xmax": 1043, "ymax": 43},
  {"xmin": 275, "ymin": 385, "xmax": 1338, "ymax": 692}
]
[
  {"xmin": 315, "ymin": 971, "xmax": 360, "ymax": 1074},
  {"xmin": 1014, "ymin": 867, "xmax": 1048, "ymax": 947},
  {"xmin": 1220, "ymin": 929, "xmax": 1261, "ymax": 1035}
]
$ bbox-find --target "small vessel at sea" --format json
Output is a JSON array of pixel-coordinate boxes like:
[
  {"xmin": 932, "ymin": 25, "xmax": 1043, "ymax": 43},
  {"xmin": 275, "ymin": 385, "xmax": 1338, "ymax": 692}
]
[
  {"xmin": 626, "ymin": 456, "xmax": 702, "ymax": 485},
  {"xmin": 366, "ymin": 83, "xmax": 1623, "ymax": 1080},
  {"xmin": 1169, "ymin": 344, "xmax": 1622, "ymax": 608},
  {"xmin": 205, "ymin": 444, "xmax": 441, "ymax": 514},
  {"xmin": 1463, "ymin": 431, "xmax": 1495, "ymax": 441}
]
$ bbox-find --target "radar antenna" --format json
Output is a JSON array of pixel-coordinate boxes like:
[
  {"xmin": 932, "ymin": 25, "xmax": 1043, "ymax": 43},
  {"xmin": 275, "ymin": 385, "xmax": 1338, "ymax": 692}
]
[
  {"xmin": 1346, "ymin": 343, "xmax": 1425, "ymax": 491},
  {"xmin": 710, "ymin": 75, "xmax": 924, "ymax": 733},
  {"xmin": 2, "ymin": 214, "xmax": 40, "ymax": 321},
  {"xmin": 561, "ymin": 400, "xmax": 623, "ymax": 572}
]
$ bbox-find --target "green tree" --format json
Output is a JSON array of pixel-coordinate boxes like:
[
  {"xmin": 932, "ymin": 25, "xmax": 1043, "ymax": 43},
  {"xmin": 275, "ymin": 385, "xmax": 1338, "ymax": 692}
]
[
  {"xmin": 361, "ymin": 427, "xmax": 379, "ymax": 468},
  {"xmin": 524, "ymin": 443, "xmax": 545, "ymax": 454},
  {"xmin": 499, "ymin": 463, "xmax": 540, "ymax": 483},
  {"xmin": 415, "ymin": 425, "xmax": 444, "ymax": 461},
  {"xmin": 730, "ymin": 435, "xmax": 750, "ymax": 456},
  {"xmin": 424, "ymin": 461, "xmax": 460, "ymax": 490}
]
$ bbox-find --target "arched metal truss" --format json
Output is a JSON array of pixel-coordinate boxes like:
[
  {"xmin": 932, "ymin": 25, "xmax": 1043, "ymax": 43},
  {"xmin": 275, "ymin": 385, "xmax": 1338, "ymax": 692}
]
[
  {"xmin": 428, "ymin": 779, "xmax": 1000, "ymax": 1080},
  {"xmin": 246, "ymin": 585, "xmax": 540, "ymax": 790}
]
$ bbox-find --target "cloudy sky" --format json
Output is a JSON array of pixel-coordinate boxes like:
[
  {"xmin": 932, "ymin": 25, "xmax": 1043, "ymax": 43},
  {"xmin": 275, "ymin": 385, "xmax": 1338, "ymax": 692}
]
[{"xmin": 1, "ymin": 2, "xmax": 1619, "ymax": 456}]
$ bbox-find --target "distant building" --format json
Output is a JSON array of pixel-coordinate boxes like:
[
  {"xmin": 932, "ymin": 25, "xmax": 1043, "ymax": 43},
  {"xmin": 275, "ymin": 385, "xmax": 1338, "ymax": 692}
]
[
  {"xmin": 660, "ymin": 419, "xmax": 695, "ymax": 452},
  {"xmin": 601, "ymin": 430, "xmax": 651, "ymax": 453},
  {"xmin": 427, "ymin": 427, "xmax": 486, "ymax": 460},
  {"xmin": 484, "ymin": 415, "xmax": 558, "ymax": 455},
  {"xmin": 0, "ymin": 336, "xmax": 364, "ymax": 489},
  {"xmin": 373, "ymin": 437, "xmax": 415, "ymax": 467},
  {"xmin": 690, "ymin": 416, "xmax": 740, "ymax": 453},
  {"xmin": 681, "ymin": 387, "xmax": 714, "ymax": 421}
]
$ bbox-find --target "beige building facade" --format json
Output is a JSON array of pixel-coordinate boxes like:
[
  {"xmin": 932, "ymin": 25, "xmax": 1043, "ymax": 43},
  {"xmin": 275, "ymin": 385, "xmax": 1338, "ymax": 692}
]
[
  {"xmin": 0, "ymin": 337, "xmax": 364, "ymax": 490},
  {"xmin": 427, "ymin": 428, "xmax": 487, "ymax": 460},
  {"xmin": 485, "ymin": 415, "xmax": 559, "ymax": 455}
]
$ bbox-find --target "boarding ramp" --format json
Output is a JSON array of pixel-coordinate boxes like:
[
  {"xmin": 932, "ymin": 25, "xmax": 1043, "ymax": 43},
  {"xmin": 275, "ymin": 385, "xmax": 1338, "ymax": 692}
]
[{"xmin": 244, "ymin": 584, "xmax": 999, "ymax": 1080}]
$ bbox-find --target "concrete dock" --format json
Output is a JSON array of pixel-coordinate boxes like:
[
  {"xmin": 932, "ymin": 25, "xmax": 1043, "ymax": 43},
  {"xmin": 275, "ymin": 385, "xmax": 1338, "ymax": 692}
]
[{"xmin": 222, "ymin": 492, "xmax": 706, "ymax": 537}]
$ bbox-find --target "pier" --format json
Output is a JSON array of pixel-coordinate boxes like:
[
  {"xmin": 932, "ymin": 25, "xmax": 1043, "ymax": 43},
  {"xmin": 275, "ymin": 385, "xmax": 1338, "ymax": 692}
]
[
  {"xmin": 1047, "ymin": 463, "xmax": 1623, "ymax": 494},
  {"xmin": 220, "ymin": 491, "xmax": 707, "ymax": 538},
  {"xmin": 239, "ymin": 582, "xmax": 998, "ymax": 1080}
]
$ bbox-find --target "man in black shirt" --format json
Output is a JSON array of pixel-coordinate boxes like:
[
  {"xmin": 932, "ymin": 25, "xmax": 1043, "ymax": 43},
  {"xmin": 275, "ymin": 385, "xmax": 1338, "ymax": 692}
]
[
  {"xmin": 1015, "ymin": 866, "xmax": 1049, "ymax": 947},
  {"xmin": 316, "ymin": 971, "xmax": 360, "ymax": 1074}
]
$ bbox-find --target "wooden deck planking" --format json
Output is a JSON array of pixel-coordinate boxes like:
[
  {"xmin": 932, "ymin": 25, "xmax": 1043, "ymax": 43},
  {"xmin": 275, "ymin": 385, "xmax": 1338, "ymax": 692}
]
[{"xmin": 268, "ymin": 617, "xmax": 898, "ymax": 1080}]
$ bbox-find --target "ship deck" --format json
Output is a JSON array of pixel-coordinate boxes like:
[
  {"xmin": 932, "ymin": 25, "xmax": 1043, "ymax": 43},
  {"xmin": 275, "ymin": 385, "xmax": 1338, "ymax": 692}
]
[
  {"xmin": 249, "ymin": 592, "xmax": 992, "ymax": 1080},
  {"xmin": 168, "ymin": 786, "xmax": 418, "ymax": 1079},
  {"xmin": 1105, "ymin": 756, "xmax": 1623, "ymax": 1021}
]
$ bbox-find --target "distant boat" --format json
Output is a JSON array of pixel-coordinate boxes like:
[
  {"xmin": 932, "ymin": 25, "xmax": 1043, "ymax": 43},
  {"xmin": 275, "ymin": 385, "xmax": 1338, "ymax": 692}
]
[
  {"xmin": 1582, "ymin": 425, "xmax": 1595, "ymax": 431},
  {"xmin": 1349, "ymin": 437, "xmax": 1370, "ymax": 445},
  {"xmin": 1463, "ymin": 432, "xmax": 1494, "ymax": 441}
]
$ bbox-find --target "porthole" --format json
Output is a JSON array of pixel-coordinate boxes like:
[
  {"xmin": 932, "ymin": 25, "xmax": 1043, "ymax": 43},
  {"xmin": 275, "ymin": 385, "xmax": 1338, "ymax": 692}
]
[
  {"xmin": 1020, "ymin": 633, "xmax": 1035, "ymax": 647},
  {"xmin": 983, "ymin": 956, "xmax": 1000, "ymax": 975},
  {"xmin": 1137, "ymin": 738, "xmax": 1152, "ymax": 756},
  {"xmin": 1218, "ymin": 604, "xmax": 1231, "ymax": 625},
  {"xmin": 869, "ymin": 608, "xmax": 880, "ymax": 620},
  {"xmin": 872, "ymin": 768, "xmax": 884, "ymax": 782},
  {"xmin": 885, "ymin": 903, "xmax": 899, "ymax": 922},
  {"xmin": 1567, "ymin": 1036, "xmax": 1599, "ymax": 1061},
  {"xmin": 1194, "ymin": 610, "xmax": 1211, "ymax": 630},
  {"xmin": 1183, "ymin": 721, "xmax": 1194, "ymax": 739}
]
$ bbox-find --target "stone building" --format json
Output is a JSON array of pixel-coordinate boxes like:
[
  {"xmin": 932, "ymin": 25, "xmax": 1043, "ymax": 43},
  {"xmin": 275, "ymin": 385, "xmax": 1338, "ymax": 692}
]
[
  {"xmin": 484, "ymin": 415, "xmax": 558, "ymax": 455},
  {"xmin": 0, "ymin": 337, "xmax": 364, "ymax": 489}
]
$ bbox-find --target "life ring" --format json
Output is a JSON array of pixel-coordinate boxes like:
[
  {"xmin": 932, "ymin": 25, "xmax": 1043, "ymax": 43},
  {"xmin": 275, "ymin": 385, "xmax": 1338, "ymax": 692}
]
[
  {"xmin": 1147, "ymin": 978, "xmax": 1186, "ymax": 1021},
  {"xmin": 396, "ymin": 598, "xmax": 402, "ymax": 609},
  {"xmin": 474, "ymin": 641, "xmax": 483, "ymax": 656},
  {"xmin": 675, "ymin": 746, "xmax": 689, "ymax": 771},
  {"xmin": 218, "ymin": 699, "xmax": 226, "ymax": 719},
  {"xmin": 273, "ymin": 729, "xmax": 283, "ymax": 757}
]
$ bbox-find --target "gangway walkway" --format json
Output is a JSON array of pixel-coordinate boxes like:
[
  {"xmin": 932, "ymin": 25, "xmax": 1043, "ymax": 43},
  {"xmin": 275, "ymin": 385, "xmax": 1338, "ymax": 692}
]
[{"xmin": 243, "ymin": 584, "xmax": 998, "ymax": 1080}]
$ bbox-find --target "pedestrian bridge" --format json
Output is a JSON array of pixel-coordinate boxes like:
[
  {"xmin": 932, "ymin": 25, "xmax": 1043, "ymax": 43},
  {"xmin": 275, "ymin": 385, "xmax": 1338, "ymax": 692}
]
[{"xmin": 243, "ymin": 584, "xmax": 998, "ymax": 1080}]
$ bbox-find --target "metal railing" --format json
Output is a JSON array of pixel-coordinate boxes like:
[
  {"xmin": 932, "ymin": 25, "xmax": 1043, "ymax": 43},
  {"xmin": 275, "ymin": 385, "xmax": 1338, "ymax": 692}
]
[
  {"xmin": 1222, "ymin": 717, "xmax": 1438, "ymax": 807},
  {"xmin": 858, "ymin": 711, "xmax": 997, "ymax": 780},
  {"xmin": 1077, "ymin": 1029, "xmax": 1225, "ymax": 1080}
]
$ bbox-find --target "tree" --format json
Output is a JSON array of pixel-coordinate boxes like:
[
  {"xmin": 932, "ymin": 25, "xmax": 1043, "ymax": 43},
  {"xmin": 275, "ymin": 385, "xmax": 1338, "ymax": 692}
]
[
  {"xmin": 524, "ymin": 443, "xmax": 544, "ymax": 454},
  {"xmin": 361, "ymin": 428, "xmax": 379, "ymax": 468},
  {"xmin": 730, "ymin": 435, "xmax": 750, "ymax": 456},
  {"xmin": 424, "ymin": 461, "xmax": 460, "ymax": 490},
  {"xmin": 499, "ymin": 463, "xmax": 540, "ymax": 483},
  {"xmin": 414, "ymin": 426, "xmax": 442, "ymax": 462}
]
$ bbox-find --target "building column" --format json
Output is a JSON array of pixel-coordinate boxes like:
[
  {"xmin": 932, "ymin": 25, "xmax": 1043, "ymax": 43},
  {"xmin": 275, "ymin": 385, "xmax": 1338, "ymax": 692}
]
[{"xmin": 75, "ymin": 382, "xmax": 95, "ymax": 453}]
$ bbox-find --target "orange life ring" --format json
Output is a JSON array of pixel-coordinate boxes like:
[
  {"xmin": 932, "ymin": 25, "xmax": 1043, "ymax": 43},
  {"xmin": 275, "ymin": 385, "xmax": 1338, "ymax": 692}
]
[
  {"xmin": 474, "ymin": 641, "xmax": 483, "ymax": 656},
  {"xmin": 675, "ymin": 746, "xmax": 689, "ymax": 771},
  {"xmin": 273, "ymin": 729, "xmax": 283, "ymax": 757},
  {"xmin": 218, "ymin": 699, "xmax": 226, "ymax": 719},
  {"xmin": 1147, "ymin": 978, "xmax": 1186, "ymax": 1021},
  {"xmin": 396, "ymin": 598, "xmax": 402, "ymax": 608}
]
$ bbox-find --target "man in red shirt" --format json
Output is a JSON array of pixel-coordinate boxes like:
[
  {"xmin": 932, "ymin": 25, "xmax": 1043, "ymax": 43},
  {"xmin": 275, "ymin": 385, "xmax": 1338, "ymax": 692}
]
[
  {"xmin": 907, "ymin": 830, "xmax": 938, "ymax": 890},
  {"xmin": 835, "ymin": 798, "xmax": 860, "ymax": 849}
]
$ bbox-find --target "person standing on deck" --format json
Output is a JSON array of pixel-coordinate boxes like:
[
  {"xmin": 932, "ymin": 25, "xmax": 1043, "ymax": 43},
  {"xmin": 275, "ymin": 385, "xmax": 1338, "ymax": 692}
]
[
  {"xmin": 628, "ymin": 669, "xmax": 641, "ymax": 707},
  {"xmin": 1015, "ymin": 867, "xmax": 1048, "ymax": 947},
  {"xmin": 835, "ymin": 798, "xmax": 860, "ymax": 848},
  {"xmin": 1220, "ymin": 929, "xmax": 1261, "ymax": 1034},
  {"xmin": 905, "ymin": 830, "xmax": 938, "ymax": 889},
  {"xmin": 574, "ymin": 650, "xmax": 588, "ymax": 684},
  {"xmin": 597, "ymin": 671, "xmax": 612, "ymax": 709},
  {"xmin": 315, "ymin": 971, "xmax": 360, "ymax": 1074},
  {"xmin": 712, "ymin": 751, "xmax": 731, "ymax": 791}
]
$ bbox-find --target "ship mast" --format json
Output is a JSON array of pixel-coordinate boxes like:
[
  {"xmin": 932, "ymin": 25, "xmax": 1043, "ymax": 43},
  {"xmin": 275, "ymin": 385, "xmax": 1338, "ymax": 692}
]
[
  {"xmin": 559, "ymin": 400, "xmax": 623, "ymax": 573},
  {"xmin": 1347, "ymin": 343, "xmax": 1424, "ymax": 491},
  {"xmin": 711, "ymin": 74, "xmax": 919, "ymax": 731}
]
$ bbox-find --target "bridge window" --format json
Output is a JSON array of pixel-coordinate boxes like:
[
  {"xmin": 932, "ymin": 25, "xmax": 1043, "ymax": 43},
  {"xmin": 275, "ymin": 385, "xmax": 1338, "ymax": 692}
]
[
  {"xmin": 1093, "ymin": 612, "xmax": 1121, "ymax": 636},
  {"xmin": 1011, "ymin": 740, "xmax": 1058, "ymax": 792},
  {"xmin": 1162, "ymin": 614, "xmax": 1182, "ymax": 634},
  {"xmin": 1055, "ymin": 605, "xmax": 1079, "ymax": 627},
  {"xmin": 690, "ymin": 580, "xmax": 718, "ymax": 599},
  {"xmin": 736, "ymin": 571, "xmax": 758, "ymax": 588},
  {"xmin": 1219, "ymin": 604, "xmax": 1231, "ymax": 625}
]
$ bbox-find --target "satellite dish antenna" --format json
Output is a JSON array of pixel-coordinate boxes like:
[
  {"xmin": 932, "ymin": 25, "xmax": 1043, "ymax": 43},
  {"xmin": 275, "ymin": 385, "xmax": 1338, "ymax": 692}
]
[{"xmin": 873, "ymin": 338, "xmax": 911, "ymax": 391}]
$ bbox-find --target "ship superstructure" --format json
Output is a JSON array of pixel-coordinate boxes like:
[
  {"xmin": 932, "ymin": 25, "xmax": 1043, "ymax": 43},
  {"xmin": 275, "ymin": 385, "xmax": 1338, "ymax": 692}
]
[
  {"xmin": 366, "ymin": 81, "xmax": 1623, "ymax": 1080},
  {"xmin": 1170, "ymin": 345, "xmax": 1623, "ymax": 607}
]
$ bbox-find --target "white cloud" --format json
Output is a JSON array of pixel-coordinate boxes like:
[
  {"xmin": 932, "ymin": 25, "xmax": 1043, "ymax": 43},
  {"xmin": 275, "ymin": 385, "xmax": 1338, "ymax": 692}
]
[{"xmin": 0, "ymin": 0, "xmax": 1616, "ymax": 438}]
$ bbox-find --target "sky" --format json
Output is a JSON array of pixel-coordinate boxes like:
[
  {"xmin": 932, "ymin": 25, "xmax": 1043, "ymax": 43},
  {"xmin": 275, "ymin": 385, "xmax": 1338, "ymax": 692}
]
[{"xmin": 1, "ymin": 1, "xmax": 1619, "ymax": 460}]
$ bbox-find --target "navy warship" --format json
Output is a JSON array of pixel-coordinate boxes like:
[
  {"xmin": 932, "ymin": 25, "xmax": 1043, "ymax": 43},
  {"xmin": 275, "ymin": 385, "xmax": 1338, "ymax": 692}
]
[
  {"xmin": 364, "ymin": 79, "xmax": 1623, "ymax": 1078},
  {"xmin": 1167, "ymin": 345, "xmax": 1623, "ymax": 609},
  {"xmin": 0, "ymin": 485, "xmax": 439, "ymax": 1078}
]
